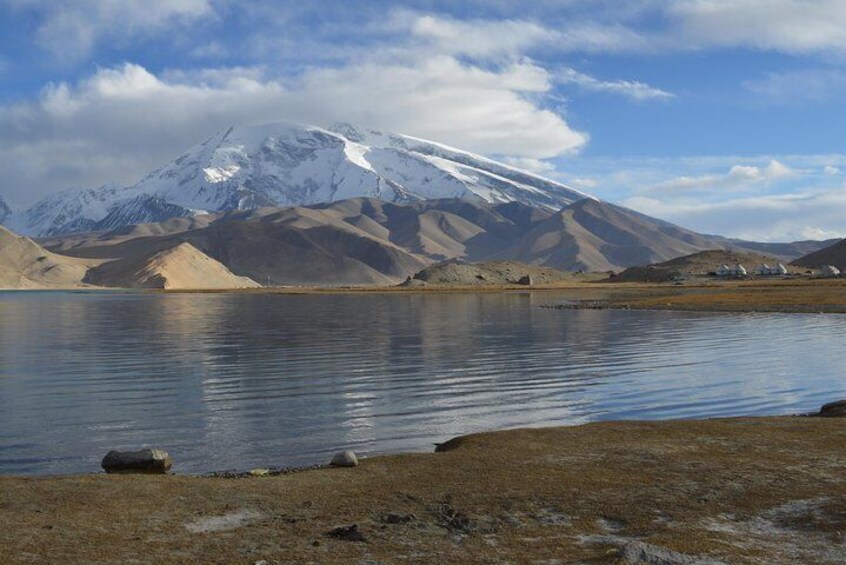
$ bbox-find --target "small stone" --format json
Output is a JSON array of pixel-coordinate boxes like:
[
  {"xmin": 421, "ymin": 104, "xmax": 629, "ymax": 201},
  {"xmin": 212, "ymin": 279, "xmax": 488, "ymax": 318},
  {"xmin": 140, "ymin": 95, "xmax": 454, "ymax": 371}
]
[
  {"xmin": 325, "ymin": 524, "xmax": 367, "ymax": 542},
  {"xmin": 381, "ymin": 512, "xmax": 415, "ymax": 524},
  {"xmin": 330, "ymin": 450, "xmax": 358, "ymax": 467},
  {"xmin": 249, "ymin": 468, "xmax": 270, "ymax": 477},
  {"xmin": 101, "ymin": 448, "xmax": 172, "ymax": 474},
  {"xmin": 819, "ymin": 399, "xmax": 846, "ymax": 418}
]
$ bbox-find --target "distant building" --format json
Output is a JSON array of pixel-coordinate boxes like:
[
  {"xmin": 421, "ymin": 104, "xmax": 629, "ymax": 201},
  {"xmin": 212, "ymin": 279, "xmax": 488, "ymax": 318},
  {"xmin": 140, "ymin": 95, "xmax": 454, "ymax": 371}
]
[
  {"xmin": 820, "ymin": 265, "xmax": 841, "ymax": 277},
  {"xmin": 756, "ymin": 263, "xmax": 788, "ymax": 276},
  {"xmin": 715, "ymin": 263, "xmax": 747, "ymax": 277}
]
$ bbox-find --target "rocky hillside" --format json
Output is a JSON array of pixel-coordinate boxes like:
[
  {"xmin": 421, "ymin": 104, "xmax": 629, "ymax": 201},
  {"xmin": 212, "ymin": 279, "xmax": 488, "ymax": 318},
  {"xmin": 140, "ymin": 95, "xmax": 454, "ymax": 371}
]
[{"xmin": 407, "ymin": 261, "xmax": 574, "ymax": 286}]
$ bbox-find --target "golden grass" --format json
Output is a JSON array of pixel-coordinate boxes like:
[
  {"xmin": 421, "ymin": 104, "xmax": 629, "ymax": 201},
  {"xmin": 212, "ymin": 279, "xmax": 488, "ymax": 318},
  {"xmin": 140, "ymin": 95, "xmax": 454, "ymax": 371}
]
[{"xmin": 2, "ymin": 417, "xmax": 845, "ymax": 563}]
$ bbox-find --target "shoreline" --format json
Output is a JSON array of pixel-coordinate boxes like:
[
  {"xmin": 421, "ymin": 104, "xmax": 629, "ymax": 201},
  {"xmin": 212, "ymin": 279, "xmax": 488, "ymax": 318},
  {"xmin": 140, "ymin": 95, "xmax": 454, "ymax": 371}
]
[
  {"xmin": 2, "ymin": 413, "xmax": 845, "ymax": 563},
  {"xmin": 3, "ymin": 278, "xmax": 846, "ymax": 314}
]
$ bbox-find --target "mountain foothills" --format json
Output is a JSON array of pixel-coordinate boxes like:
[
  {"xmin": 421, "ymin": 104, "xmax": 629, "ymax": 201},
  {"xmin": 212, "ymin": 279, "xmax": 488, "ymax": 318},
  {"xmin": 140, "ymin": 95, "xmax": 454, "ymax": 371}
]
[
  {"xmin": 7, "ymin": 196, "xmax": 829, "ymax": 289},
  {"xmin": 3, "ymin": 122, "xmax": 590, "ymax": 237},
  {"xmin": 0, "ymin": 122, "xmax": 838, "ymax": 289}
]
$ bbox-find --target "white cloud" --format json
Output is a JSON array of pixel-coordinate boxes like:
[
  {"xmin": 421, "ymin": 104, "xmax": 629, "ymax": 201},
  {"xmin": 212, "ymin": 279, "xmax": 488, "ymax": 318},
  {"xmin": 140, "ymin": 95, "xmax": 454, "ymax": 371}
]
[
  {"xmin": 744, "ymin": 69, "xmax": 846, "ymax": 104},
  {"xmin": 642, "ymin": 159, "xmax": 794, "ymax": 195},
  {"xmin": 8, "ymin": 0, "xmax": 214, "ymax": 61},
  {"xmin": 669, "ymin": 0, "xmax": 846, "ymax": 54},
  {"xmin": 557, "ymin": 67, "xmax": 674, "ymax": 101},
  {"xmin": 408, "ymin": 14, "xmax": 555, "ymax": 59},
  {"xmin": 824, "ymin": 165, "xmax": 841, "ymax": 176},
  {"xmin": 0, "ymin": 58, "xmax": 587, "ymax": 203},
  {"xmin": 624, "ymin": 188, "xmax": 846, "ymax": 241},
  {"xmin": 569, "ymin": 178, "xmax": 599, "ymax": 189},
  {"xmin": 501, "ymin": 157, "xmax": 558, "ymax": 175}
]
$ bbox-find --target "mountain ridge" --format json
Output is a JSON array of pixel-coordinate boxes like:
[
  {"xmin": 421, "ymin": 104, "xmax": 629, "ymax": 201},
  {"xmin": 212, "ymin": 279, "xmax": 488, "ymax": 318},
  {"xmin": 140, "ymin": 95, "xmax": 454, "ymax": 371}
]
[{"xmin": 38, "ymin": 197, "xmax": 830, "ymax": 286}]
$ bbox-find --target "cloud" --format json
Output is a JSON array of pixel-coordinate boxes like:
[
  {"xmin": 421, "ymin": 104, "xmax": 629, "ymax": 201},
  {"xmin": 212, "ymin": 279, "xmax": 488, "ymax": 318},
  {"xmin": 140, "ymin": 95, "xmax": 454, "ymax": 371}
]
[
  {"xmin": 408, "ymin": 14, "xmax": 555, "ymax": 59},
  {"xmin": 557, "ymin": 67, "xmax": 674, "ymax": 101},
  {"xmin": 624, "ymin": 188, "xmax": 846, "ymax": 241},
  {"xmin": 501, "ymin": 157, "xmax": 558, "ymax": 175},
  {"xmin": 0, "ymin": 58, "xmax": 587, "ymax": 203},
  {"xmin": 568, "ymin": 178, "xmax": 599, "ymax": 189},
  {"xmin": 641, "ymin": 159, "xmax": 794, "ymax": 195},
  {"xmin": 669, "ymin": 0, "xmax": 846, "ymax": 54},
  {"xmin": 824, "ymin": 165, "xmax": 841, "ymax": 176},
  {"xmin": 744, "ymin": 69, "xmax": 846, "ymax": 104},
  {"xmin": 8, "ymin": 0, "xmax": 214, "ymax": 61}
]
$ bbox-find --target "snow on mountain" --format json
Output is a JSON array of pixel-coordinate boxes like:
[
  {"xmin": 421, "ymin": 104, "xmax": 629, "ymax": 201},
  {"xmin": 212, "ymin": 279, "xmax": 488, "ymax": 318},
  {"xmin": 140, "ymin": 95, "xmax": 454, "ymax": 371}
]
[
  {"xmin": 2, "ymin": 122, "xmax": 593, "ymax": 236},
  {"xmin": 0, "ymin": 197, "xmax": 11, "ymax": 225}
]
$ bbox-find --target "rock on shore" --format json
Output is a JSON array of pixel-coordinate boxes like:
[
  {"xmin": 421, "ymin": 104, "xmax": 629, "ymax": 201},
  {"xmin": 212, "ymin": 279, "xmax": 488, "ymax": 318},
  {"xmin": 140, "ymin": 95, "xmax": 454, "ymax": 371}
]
[{"xmin": 101, "ymin": 448, "xmax": 172, "ymax": 474}]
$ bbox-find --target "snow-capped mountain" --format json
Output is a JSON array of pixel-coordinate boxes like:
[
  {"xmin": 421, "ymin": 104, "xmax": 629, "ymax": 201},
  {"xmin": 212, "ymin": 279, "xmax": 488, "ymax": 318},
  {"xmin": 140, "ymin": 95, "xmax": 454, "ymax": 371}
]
[
  {"xmin": 0, "ymin": 197, "xmax": 11, "ymax": 224},
  {"xmin": 3, "ymin": 122, "xmax": 593, "ymax": 236}
]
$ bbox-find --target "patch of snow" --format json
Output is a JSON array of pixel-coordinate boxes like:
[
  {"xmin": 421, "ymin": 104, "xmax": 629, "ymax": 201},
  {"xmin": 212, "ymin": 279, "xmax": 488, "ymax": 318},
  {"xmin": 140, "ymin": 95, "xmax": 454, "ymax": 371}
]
[{"xmin": 203, "ymin": 165, "xmax": 241, "ymax": 184}]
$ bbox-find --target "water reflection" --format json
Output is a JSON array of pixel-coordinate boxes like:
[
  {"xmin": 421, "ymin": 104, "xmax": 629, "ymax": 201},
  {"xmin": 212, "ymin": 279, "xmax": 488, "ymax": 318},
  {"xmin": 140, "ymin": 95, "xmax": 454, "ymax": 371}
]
[{"xmin": 0, "ymin": 291, "xmax": 844, "ymax": 474}]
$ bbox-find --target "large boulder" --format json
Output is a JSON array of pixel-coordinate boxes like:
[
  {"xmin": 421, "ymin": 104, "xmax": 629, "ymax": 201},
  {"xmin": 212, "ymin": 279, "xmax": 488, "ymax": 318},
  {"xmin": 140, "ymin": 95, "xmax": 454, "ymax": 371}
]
[
  {"xmin": 818, "ymin": 400, "xmax": 846, "ymax": 418},
  {"xmin": 101, "ymin": 448, "xmax": 172, "ymax": 474}
]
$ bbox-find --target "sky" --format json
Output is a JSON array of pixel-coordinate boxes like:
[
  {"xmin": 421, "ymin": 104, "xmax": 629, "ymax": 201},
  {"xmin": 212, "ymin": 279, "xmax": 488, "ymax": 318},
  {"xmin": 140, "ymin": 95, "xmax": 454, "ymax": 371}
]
[{"xmin": 1, "ymin": 0, "xmax": 845, "ymax": 242}]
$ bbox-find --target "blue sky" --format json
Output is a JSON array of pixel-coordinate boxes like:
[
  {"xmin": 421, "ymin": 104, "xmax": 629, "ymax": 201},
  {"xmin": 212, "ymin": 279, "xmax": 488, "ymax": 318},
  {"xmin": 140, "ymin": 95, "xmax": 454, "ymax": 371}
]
[{"xmin": 1, "ymin": 0, "xmax": 845, "ymax": 241}]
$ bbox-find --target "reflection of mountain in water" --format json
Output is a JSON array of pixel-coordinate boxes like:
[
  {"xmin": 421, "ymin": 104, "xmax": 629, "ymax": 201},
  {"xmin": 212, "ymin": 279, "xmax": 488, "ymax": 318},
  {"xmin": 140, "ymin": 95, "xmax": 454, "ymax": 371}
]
[{"xmin": 1, "ymin": 292, "xmax": 843, "ymax": 474}]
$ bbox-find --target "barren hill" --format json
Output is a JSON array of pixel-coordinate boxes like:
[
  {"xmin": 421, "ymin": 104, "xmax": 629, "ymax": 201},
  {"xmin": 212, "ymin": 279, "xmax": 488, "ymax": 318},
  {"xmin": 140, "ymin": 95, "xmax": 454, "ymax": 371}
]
[
  {"xmin": 84, "ymin": 242, "xmax": 259, "ymax": 290},
  {"xmin": 0, "ymin": 225, "xmax": 93, "ymax": 289}
]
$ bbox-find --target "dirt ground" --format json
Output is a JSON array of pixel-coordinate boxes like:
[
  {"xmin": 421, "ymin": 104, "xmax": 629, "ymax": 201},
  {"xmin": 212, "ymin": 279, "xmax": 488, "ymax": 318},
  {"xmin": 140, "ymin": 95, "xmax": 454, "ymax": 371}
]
[{"xmin": 2, "ymin": 416, "xmax": 845, "ymax": 564}]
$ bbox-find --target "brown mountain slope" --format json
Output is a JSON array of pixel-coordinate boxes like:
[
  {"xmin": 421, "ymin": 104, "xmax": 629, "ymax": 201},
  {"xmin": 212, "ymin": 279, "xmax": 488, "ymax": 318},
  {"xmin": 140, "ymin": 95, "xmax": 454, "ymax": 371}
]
[
  {"xmin": 0, "ymin": 225, "xmax": 94, "ymax": 289},
  {"xmin": 792, "ymin": 239, "xmax": 846, "ymax": 269},
  {"xmin": 493, "ymin": 199, "xmax": 721, "ymax": 272},
  {"xmin": 85, "ymin": 242, "xmax": 259, "ymax": 289},
  {"xmin": 41, "ymin": 197, "xmax": 835, "ymax": 285}
]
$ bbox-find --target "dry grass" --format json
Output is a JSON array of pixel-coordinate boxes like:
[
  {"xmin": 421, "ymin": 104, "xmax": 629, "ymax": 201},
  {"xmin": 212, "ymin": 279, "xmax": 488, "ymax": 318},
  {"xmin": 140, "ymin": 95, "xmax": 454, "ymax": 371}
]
[
  {"xmin": 2, "ymin": 417, "xmax": 845, "ymax": 564},
  {"xmin": 599, "ymin": 278, "xmax": 846, "ymax": 313}
]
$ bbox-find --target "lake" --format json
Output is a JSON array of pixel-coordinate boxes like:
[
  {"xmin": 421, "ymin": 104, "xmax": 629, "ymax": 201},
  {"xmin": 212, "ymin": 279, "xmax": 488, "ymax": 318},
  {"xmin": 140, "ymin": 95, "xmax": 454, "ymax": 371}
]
[{"xmin": 1, "ymin": 291, "xmax": 844, "ymax": 475}]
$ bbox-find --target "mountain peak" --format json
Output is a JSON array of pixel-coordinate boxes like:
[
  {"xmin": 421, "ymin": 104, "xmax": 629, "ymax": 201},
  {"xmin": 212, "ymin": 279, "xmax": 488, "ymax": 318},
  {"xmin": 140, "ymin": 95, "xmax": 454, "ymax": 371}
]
[{"xmin": 3, "ymin": 122, "xmax": 592, "ymax": 237}]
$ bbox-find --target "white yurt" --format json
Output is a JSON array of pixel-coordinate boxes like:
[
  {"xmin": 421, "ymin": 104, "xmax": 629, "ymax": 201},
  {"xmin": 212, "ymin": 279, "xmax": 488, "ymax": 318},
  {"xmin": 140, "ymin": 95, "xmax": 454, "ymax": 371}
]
[
  {"xmin": 716, "ymin": 264, "xmax": 731, "ymax": 276},
  {"xmin": 820, "ymin": 265, "xmax": 841, "ymax": 277},
  {"xmin": 734, "ymin": 264, "xmax": 747, "ymax": 276},
  {"xmin": 774, "ymin": 263, "xmax": 788, "ymax": 275},
  {"xmin": 756, "ymin": 264, "xmax": 771, "ymax": 275}
]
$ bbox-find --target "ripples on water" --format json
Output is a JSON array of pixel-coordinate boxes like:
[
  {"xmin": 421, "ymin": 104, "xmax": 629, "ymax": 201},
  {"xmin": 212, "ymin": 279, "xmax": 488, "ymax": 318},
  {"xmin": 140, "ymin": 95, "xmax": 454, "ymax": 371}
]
[{"xmin": 0, "ymin": 291, "xmax": 844, "ymax": 474}]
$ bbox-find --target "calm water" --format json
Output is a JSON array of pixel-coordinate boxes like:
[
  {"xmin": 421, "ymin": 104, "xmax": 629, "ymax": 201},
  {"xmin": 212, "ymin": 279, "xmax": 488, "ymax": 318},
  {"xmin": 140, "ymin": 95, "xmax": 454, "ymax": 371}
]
[{"xmin": 1, "ymin": 291, "xmax": 844, "ymax": 475}]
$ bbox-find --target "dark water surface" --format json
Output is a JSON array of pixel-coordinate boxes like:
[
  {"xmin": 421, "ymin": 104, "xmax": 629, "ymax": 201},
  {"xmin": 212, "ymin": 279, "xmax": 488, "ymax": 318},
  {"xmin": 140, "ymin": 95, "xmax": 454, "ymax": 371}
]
[{"xmin": 1, "ymin": 291, "xmax": 844, "ymax": 475}]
